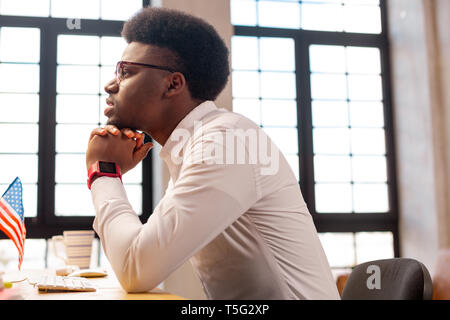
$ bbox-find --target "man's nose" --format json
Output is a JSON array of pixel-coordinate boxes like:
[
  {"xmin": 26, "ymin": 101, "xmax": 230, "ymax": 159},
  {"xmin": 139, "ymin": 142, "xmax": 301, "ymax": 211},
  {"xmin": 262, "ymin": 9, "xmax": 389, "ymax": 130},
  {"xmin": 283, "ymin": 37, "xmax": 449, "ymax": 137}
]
[{"xmin": 104, "ymin": 77, "xmax": 119, "ymax": 94}]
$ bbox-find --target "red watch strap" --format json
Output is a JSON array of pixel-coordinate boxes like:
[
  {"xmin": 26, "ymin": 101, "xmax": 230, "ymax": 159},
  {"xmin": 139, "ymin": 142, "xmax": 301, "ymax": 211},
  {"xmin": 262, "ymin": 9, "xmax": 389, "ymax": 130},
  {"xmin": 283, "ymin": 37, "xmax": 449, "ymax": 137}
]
[{"xmin": 87, "ymin": 161, "xmax": 122, "ymax": 189}]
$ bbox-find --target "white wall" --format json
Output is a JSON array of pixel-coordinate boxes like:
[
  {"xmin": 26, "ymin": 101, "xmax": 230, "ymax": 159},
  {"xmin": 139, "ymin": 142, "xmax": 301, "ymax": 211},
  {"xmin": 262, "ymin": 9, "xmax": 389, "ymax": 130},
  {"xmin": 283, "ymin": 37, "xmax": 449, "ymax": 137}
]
[{"xmin": 387, "ymin": 0, "xmax": 450, "ymax": 275}]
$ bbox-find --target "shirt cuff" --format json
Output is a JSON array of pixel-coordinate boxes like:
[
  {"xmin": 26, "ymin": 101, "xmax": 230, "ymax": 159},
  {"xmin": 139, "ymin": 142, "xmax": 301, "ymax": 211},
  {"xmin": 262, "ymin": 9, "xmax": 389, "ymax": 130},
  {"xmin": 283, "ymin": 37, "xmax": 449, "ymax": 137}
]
[{"xmin": 90, "ymin": 176, "xmax": 127, "ymax": 207}]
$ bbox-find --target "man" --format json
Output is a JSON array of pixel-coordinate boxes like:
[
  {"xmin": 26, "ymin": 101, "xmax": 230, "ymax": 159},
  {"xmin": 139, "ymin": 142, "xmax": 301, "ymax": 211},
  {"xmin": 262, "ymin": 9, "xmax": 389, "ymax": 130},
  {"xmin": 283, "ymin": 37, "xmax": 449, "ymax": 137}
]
[{"xmin": 86, "ymin": 7, "xmax": 340, "ymax": 300}]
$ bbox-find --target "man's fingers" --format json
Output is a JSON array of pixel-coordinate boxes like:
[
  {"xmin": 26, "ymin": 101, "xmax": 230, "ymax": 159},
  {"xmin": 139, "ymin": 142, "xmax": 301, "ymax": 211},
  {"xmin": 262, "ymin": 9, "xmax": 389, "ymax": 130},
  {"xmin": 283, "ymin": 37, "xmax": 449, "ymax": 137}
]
[
  {"xmin": 121, "ymin": 128, "xmax": 136, "ymax": 139},
  {"xmin": 89, "ymin": 127, "xmax": 107, "ymax": 141},
  {"xmin": 89, "ymin": 125, "xmax": 121, "ymax": 142},
  {"xmin": 120, "ymin": 129, "xmax": 145, "ymax": 150},
  {"xmin": 135, "ymin": 133, "xmax": 145, "ymax": 149},
  {"xmin": 104, "ymin": 125, "xmax": 120, "ymax": 135},
  {"xmin": 133, "ymin": 142, "xmax": 154, "ymax": 162}
]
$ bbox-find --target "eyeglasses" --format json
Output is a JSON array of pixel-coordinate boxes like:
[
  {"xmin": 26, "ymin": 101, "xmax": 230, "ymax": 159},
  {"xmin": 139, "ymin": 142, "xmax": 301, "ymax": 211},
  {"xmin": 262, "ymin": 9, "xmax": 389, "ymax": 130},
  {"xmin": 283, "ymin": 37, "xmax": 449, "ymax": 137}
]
[{"xmin": 115, "ymin": 60, "xmax": 177, "ymax": 82}]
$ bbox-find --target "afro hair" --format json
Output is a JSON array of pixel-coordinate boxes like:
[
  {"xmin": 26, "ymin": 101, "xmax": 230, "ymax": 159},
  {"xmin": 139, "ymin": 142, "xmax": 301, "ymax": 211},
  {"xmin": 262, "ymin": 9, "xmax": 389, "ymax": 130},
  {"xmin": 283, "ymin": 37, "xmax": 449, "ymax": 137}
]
[{"xmin": 121, "ymin": 7, "xmax": 230, "ymax": 101}]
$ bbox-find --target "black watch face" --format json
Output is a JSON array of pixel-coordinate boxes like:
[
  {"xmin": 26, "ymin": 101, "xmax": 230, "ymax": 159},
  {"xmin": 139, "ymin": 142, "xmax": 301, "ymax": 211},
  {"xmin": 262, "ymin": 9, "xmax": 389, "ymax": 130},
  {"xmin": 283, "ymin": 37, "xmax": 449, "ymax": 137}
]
[{"xmin": 99, "ymin": 161, "xmax": 117, "ymax": 174}]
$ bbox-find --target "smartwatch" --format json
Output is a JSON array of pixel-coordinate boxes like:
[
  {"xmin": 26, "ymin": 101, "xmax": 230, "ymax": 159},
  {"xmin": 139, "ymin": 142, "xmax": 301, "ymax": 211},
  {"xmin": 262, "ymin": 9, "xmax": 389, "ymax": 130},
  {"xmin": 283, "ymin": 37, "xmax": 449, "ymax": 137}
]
[{"xmin": 87, "ymin": 161, "xmax": 122, "ymax": 190}]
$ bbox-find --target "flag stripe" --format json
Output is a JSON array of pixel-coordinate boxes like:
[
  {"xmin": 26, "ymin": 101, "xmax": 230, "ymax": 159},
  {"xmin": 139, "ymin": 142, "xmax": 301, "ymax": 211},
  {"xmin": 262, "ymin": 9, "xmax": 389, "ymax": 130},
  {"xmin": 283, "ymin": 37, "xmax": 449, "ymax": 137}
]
[
  {"xmin": 0, "ymin": 218, "xmax": 23, "ymax": 257},
  {"xmin": 0, "ymin": 212, "xmax": 24, "ymax": 255},
  {"xmin": 0, "ymin": 177, "xmax": 26, "ymax": 270},
  {"xmin": 0, "ymin": 202, "xmax": 24, "ymax": 248},
  {"xmin": 0, "ymin": 211, "xmax": 22, "ymax": 251},
  {"xmin": 0, "ymin": 200, "xmax": 24, "ymax": 239},
  {"xmin": 0, "ymin": 199, "xmax": 25, "ymax": 237}
]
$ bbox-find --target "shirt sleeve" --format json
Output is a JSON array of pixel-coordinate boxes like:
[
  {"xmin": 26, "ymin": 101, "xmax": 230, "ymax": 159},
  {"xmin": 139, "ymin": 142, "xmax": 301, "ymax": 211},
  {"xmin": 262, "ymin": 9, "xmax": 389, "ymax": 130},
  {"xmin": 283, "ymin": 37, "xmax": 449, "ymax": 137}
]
[{"xmin": 90, "ymin": 136, "xmax": 260, "ymax": 293}]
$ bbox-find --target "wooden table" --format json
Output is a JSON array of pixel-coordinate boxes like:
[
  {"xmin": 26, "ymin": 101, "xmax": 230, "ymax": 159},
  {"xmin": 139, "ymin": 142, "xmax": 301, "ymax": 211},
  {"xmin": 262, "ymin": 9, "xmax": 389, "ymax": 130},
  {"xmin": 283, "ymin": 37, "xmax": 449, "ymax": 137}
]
[{"xmin": 2, "ymin": 269, "xmax": 185, "ymax": 300}]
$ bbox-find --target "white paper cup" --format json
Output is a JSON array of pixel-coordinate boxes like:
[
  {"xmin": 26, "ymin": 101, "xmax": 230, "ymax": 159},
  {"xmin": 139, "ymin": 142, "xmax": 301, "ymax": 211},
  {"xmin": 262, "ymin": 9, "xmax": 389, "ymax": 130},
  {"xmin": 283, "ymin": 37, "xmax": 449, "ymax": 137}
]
[{"xmin": 52, "ymin": 230, "xmax": 94, "ymax": 269}]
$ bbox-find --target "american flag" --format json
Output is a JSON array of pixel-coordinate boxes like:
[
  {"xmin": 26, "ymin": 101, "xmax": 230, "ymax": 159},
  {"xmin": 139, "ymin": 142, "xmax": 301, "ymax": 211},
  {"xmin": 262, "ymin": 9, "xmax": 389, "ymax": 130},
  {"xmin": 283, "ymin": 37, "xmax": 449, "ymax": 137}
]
[{"xmin": 0, "ymin": 177, "xmax": 26, "ymax": 270}]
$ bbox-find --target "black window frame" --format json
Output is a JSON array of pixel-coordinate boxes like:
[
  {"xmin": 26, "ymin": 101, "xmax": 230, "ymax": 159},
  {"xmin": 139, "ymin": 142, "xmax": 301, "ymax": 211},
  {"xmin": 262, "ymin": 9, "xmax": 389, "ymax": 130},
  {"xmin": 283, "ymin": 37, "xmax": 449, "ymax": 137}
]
[
  {"xmin": 233, "ymin": 0, "xmax": 400, "ymax": 257},
  {"xmin": 0, "ymin": 0, "xmax": 153, "ymax": 239}
]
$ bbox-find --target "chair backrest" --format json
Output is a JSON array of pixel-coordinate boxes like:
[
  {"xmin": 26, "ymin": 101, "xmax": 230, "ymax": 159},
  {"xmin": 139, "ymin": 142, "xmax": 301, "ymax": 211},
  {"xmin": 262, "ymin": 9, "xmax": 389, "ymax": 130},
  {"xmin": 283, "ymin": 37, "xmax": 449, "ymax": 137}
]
[{"xmin": 341, "ymin": 258, "xmax": 433, "ymax": 300}]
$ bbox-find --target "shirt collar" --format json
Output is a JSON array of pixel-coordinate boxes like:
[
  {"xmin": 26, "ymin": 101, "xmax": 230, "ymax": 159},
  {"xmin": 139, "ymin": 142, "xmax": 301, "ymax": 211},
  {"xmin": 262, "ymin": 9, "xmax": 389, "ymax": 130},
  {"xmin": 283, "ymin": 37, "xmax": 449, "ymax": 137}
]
[{"xmin": 159, "ymin": 100, "xmax": 218, "ymax": 166}]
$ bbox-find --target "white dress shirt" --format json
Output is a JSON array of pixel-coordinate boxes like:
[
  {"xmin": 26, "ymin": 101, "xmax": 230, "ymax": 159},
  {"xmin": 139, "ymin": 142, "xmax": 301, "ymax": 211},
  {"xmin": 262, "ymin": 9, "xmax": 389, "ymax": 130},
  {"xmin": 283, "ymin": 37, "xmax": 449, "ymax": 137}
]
[{"xmin": 90, "ymin": 101, "xmax": 340, "ymax": 300}]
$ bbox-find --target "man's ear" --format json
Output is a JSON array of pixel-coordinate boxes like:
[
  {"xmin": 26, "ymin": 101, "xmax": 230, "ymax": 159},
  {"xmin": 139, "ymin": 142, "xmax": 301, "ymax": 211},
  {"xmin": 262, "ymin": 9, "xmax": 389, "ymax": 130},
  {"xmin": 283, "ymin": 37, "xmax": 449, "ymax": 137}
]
[{"xmin": 165, "ymin": 72, "xmax": 186, "ymax": 97}]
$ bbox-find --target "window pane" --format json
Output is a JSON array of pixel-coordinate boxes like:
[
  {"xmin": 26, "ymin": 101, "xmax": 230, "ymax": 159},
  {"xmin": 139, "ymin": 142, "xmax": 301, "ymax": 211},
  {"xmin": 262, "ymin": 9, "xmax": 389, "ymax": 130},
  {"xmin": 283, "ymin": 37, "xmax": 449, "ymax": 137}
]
[
  {"xmin": 313, "ymin": 128, "xmax": 350, "ymax": 155},
  {"xmin": 355, "ymin": 232, "xmax": 394, "ymax": 265},
  {"xmin": 57, "ymin": 66, "xmax": 99, "ymax": 94},
  {"xmin": 231, "ymin": 36, "xmax": 259, "ymax": 70},
  {"xmin": 346, "ymin": 47, "xmax": 381, "ymax": 74},
  {"xmin": 55, "ymin": 184, "xmax": 95, "ymax": 216},
  {"xmin": 100, "ymin": 94, "xmax": 109, "ymax": 126},
  {"xmin": 0, "ymin": 0, "xmax": 49, "ymax": 17},
  {"xmin": 0, "ymin": 93, "xmax": 39, "ymax": 123},
  {"xmin": 100, "ymin": 66, "xmax": 115, "ymax": 92},
  {"xmin": 122, "ymin": 163, "xmax": 143, "ymax": 184},
  {"xmin": 0, "ymin": 154, "xmax": 38, "ymax": 183},
  {"xmin": 51, "ymin": 0, "xmax": 100, "ymax": 19},
  {"xmin": 56, "ymin": 94, "xmax": 99, "ymax": 124},
  {"xmin": 258, "ymin": 1, "xmax": 300, "ymax": 29},
  {"xmin": 55, "ymin": 154, "xmax": 86, "ymax": 183},
  {"xmin": 233, "ymin": 98, "xmax": 261, "ymax": 125},
  {"xmin": 310, "ymin": 74, "xmax": 347, "ymax": 100},
  {"xmin": 343, "ymin": 5, "xmax": 381, "ymax": 34},
  {"xmin": 0, "ymin": 64, "xmax": 39, "ymax": 93},
  {"xmin": 302, "ymin": 3, "xmax": 343, "ymax": 32},
  {"xmin": 55, "ymin": 124, "xmax": 93, "ymax": 153},
  {"xmin": 230, "ymin": 0, "xmax": 257, "ymax": 26},
  {"xmin": 315, "ymin": 183, "xmax": 352, "ymax": 213},
  {"xmin": 305, "ymin": 0, "xmax": 343, "ymax": 4},
  {"xmin": 309, "ymin": 45, "xmax": 346, "ymax": 73},
  {"xmin": 261, "ymin": 99, "xmax": 297, "ymax": 127},
  {"xmin": 0, "ymin": 124, "xmax": 38, "ymax": 153},
  {"xmin": 57, "ymin": 35, "xmax": 100, "ymax": 65},
  {"xmin": 318, "ymin": 233, "xmax": 355, "ymax": 268},
  {"xmin": 0, "ymin": 27, "xmax": 40, "ymax": 63},
  {"xmin": 23, "ymin": 183, "xmax": 37, "ymax": 217},
  {"xmin": 259, "ymin": 37, "xmax": 295, "ymax": 71},
  {"xmin": 352, "ymin": 156, "xmax": 387, "ymax": 182},
  {"xmin": 349, "ymin": 101, "xmax": 384, "ymax": 128},
  {"xmin": 100, "ymin": 0, "xmax": 141, "ymax": 21},
  {"xmin": 23, "ymin": 239, "xmax": 46, "ymax": 268},
  {"xmin": 353, "ymin": 183, "xmax": 389, "ymax": 212},
  {"xmin": 260, "ymin": 72, "xmax": 296, "ymax": 99},
  {"xmin": 314, "ymin": 155, "xmax": 351, "ymax": 183},
  {"xmin": 350, "ymin": 128, "xmax": 385, "ymax": 155},
  {"xmin": 100, "ymin": 36, "xmax": 128, "ymax": 66},
  {"xmin": 347, "ymin": 75, "xmax": 383, "ymax": 101},
  {"xmin": 263, "ymin": 127, "xmax": 298, "ymax": 155},
  {"xmin": 232, "ymin": 71, "xmax": 260, "ymax": 98},
  {"xmin": 312, "ymin": 100, "xmax": 348, "ymax": 128},
  {"xmin": 344, "ymin": 0, "xmax": 379, "ymax": 4},
  {"xmin": 0, "ymin": 238, "xmax": 45, "ymax": 270},
  {"xmin": 123, "ymin": 184, "xmax": 142, "ymax": 215},
  {"xmin": 0, "ymin": 183, "xmax": 37, "ymax": 217}
]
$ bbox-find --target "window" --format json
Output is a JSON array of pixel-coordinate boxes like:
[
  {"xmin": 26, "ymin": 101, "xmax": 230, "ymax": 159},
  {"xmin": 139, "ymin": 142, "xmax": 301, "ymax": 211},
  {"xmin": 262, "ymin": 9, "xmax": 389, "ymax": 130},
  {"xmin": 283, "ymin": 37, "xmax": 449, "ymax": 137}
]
[
  {"xmin": 231, "ymin": 0, "xmax": 399, "ymax": 269},
  {"xmin": 0, "ymin": 26, "xmax": 40, "ymax": 219},
  {"xmin": 0, "ymin": 0, "xmax": 152, "ymax": 257}
]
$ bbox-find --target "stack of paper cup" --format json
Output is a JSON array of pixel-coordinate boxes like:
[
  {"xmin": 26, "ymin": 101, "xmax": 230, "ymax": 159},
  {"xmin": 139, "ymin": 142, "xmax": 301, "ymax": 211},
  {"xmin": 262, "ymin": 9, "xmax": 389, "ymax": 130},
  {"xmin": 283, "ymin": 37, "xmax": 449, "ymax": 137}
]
[{"xmin": 52, "ymin": 230, "xmax": 95, "ymax": 269}]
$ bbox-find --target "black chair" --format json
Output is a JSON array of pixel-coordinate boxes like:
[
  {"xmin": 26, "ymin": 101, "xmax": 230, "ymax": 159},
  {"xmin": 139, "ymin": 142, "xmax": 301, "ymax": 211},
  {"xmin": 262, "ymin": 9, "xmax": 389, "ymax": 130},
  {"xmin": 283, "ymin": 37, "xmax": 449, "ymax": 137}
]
[{"xmin": 341, "ymin": 258, "xmax": 433, "ymax": 300}]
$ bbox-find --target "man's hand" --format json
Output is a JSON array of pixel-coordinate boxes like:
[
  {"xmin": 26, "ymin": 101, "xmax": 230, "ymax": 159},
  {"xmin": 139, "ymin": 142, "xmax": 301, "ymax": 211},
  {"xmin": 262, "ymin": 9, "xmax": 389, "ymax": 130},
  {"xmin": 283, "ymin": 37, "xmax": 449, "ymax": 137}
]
[{"xmin": 86, "ymin": 125, "xmax": 154, "ymax": 174}]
